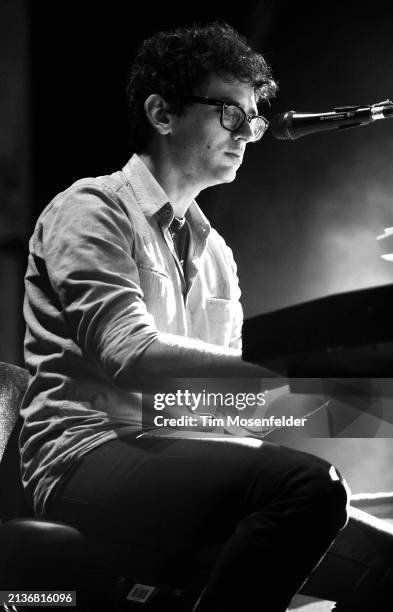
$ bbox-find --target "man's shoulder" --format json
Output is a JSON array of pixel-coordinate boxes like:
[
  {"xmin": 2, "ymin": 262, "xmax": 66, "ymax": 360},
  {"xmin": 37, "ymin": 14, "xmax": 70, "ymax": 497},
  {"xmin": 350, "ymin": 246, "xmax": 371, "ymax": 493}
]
[
  {"xmin": 207, "ymin": 226, "xmax": 237, "ymax": 264},
  {"xmin": 56, "ymin": 168, "xmax": 129, "ymax": 201},
  {"xmin": 37, "ymin": 166, "xmax": 139, "ymax": 224}
]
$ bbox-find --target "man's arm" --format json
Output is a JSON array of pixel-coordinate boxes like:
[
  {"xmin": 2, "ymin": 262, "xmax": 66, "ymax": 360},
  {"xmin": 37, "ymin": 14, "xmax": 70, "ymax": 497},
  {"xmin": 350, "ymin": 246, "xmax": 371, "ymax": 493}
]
[
  {"xmin": 42, "ymin": 183, "xmax": 282, "ymax": 393},
  {"xmin": 138, "ymin": 332, "xmax": 281, "ymax": 381}
]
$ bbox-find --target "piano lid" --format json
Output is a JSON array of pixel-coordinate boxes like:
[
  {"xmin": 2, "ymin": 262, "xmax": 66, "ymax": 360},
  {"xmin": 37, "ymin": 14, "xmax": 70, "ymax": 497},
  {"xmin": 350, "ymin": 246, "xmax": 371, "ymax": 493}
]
[{"xmin": 242, "ymin": 283, "xmax": 393, "ymax": 378}]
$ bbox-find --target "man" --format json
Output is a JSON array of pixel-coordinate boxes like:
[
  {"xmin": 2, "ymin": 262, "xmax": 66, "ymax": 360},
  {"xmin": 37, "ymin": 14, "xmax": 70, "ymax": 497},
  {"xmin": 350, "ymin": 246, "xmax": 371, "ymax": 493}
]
[{"xmin": 20, "ymin": 22, "xmax": 392, "ymax": 611}]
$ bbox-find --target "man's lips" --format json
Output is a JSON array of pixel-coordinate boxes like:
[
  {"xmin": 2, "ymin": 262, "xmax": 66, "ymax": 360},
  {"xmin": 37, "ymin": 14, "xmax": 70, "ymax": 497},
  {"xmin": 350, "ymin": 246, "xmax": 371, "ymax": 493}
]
[{"xmin": 225, "ymin": 151, "xmax": 243, "ymax": 161}]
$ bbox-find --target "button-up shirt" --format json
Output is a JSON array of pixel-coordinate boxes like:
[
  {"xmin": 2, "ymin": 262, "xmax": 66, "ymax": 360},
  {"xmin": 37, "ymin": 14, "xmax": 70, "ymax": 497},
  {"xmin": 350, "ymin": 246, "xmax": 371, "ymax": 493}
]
[{"xmin": 20, "ymin": 154, "xmax": 243, "ymax": 516}]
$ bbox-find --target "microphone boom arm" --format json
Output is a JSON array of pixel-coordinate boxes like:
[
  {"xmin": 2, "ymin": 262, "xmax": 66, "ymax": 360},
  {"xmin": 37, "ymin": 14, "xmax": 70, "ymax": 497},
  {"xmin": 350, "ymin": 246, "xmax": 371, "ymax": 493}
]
[{"xmin": 271, "ymin": 99, "xmax": 393, "ymax": 140}]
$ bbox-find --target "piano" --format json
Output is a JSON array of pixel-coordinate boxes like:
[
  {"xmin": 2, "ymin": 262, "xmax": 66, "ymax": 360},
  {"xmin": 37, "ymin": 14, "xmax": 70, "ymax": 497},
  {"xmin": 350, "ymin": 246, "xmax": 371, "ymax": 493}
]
[{"xmin": 242, "ymin": 283, "xmax": 393, "ymax": 397}]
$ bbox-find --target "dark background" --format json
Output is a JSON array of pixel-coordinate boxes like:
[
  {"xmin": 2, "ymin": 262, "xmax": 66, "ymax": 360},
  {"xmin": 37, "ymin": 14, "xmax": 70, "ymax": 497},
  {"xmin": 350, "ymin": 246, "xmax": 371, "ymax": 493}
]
[
  {"xmin": 30, "ymin": 1, "xmax": 393, "ymax": 319},
  {"xmin": 1, "ymin": 1, "xmax": 393, "ymax": 492}
]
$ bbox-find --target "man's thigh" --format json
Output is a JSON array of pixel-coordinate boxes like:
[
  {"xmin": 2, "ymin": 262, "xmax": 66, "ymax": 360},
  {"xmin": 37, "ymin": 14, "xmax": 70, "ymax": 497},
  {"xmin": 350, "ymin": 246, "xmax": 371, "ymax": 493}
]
[{"xmin": 47, "ymin": 432, "xmax": 338, "ymax": 570}]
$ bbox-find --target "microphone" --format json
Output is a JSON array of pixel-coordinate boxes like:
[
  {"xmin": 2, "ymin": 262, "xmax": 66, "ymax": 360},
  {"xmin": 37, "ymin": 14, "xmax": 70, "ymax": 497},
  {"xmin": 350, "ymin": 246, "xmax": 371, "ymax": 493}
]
[{"xmin": 271, "ymin": 99, "xmax": 393, "ymax": 140}]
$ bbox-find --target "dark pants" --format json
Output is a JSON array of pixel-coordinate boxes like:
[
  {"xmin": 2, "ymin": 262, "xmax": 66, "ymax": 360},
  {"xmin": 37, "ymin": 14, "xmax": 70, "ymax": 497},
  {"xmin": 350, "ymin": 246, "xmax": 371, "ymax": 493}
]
[{"xmin": 46, "ymin": 432, "xmax": 393, "ymax": 611}]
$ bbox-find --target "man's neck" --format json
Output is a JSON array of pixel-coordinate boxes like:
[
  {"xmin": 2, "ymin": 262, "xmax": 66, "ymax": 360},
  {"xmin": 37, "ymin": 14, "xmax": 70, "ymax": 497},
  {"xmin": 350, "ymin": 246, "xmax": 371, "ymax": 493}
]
[{"xmin": 139, "ymin": 151, "xmax": 200, "ymax": 218}]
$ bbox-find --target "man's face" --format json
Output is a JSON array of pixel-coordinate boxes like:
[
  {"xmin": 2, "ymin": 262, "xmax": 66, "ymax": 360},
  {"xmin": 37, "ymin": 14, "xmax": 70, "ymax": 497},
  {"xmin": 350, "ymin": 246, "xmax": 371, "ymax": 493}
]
[{"xmin": 169, "ymin": 74, "xmax": 258, "ymax": 189}]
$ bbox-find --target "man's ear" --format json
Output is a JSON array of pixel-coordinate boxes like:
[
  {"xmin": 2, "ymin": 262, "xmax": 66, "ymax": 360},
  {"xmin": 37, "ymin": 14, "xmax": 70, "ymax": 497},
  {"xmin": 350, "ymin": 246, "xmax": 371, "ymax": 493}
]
[{"xmin": 144, "ymin": 94, "xmax": 172, "ymax": 136}]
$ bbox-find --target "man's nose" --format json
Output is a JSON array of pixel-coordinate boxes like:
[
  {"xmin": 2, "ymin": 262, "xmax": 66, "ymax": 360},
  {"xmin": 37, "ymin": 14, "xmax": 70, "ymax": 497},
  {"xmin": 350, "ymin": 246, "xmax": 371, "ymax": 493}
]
[{"xmin": 233, "ymin": 119, "xmax": 254, "ymax": 143}]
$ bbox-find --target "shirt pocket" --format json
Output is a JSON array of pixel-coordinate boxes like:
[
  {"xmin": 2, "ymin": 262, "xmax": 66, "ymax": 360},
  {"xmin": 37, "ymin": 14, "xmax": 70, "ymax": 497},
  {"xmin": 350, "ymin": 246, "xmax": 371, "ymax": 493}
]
[{"xmin": 205, "ymin": 296, "xmax": 233, "ymax": 347}]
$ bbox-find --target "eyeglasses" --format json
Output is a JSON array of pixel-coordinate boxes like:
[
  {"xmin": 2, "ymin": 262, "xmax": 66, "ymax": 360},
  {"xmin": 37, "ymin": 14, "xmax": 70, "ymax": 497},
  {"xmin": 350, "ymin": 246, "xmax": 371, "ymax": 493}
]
[{"xmin": 186, "ymin": 96, "xmax": 269, "ymax": 142}]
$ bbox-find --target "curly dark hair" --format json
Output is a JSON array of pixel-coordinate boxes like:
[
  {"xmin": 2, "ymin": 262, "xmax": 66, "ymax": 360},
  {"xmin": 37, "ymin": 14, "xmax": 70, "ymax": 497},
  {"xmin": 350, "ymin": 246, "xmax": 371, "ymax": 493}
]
[{"xmin": 126, "ymin": 21, "xmax": 278, "ymax": 152}]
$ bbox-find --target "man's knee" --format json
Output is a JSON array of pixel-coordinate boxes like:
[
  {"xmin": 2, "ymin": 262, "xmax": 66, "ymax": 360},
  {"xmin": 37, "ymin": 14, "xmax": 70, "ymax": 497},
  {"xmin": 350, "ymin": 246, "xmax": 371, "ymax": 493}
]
[
  {"xmin": 258, "ymin": 447, "xmax": 350, "ymax": 531},
  {"xmin": 297, "ymin": 457, "xmax": 350, "ymax": 532}
]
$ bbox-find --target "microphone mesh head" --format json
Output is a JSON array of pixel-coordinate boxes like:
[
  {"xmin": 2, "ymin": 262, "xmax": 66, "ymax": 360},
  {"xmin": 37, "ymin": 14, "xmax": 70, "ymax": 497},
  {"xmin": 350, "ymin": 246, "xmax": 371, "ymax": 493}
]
[{"xmin": 270, "ymin": 111, "xmax": 296, "ymax": 140}]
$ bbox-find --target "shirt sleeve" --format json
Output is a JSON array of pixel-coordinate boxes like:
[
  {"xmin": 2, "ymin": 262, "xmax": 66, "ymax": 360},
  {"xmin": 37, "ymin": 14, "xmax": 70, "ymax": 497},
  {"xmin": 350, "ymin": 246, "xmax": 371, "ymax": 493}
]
[{"xmin": 41, "ymin": 181, "xmax": 159, "ymax": 388}]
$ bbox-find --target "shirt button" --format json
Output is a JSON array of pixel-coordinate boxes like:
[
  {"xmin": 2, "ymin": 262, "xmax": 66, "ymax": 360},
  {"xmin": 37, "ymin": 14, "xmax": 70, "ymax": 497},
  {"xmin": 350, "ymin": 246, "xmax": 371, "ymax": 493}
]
[{"xmin": 162, "ymin": 204, "xmax": 172, "ymax": 219}]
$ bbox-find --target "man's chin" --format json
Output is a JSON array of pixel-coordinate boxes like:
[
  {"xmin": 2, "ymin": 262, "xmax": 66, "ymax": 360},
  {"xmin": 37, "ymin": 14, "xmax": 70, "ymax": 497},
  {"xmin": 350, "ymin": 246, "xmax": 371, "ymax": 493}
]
[
  {"xmin": 203, "ymin": 165, "xmax": 238, "ymax": 188},
  {"xmin": 215, "ymin": 166, "xmax": 238, "ymax": 184},
  {"xmin": 223, "ymin": 170, "xmax": 238, "ymax": 184}
]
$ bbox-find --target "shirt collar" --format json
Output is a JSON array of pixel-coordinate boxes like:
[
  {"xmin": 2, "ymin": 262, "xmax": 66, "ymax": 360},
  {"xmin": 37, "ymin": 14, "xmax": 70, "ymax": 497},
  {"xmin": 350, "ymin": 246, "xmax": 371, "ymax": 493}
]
[
  {"xmin": 122, "ymin": 154, "xmax": 169, "ymax": 218},
  {"xmin": 122, "ymin": 153, "xmax": 211, "ymax": 238}
]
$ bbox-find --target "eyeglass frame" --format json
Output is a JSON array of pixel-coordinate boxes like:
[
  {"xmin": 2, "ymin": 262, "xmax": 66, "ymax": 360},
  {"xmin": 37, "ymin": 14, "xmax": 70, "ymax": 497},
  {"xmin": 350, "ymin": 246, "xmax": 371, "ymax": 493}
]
[{"xmin": 185, "ymin": 95, "xmax": 269, "ymax": 142}]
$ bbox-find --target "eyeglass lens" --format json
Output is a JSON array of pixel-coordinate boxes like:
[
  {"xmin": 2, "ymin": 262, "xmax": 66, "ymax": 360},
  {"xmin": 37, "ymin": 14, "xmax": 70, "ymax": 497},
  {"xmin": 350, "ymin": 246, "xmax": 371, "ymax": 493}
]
[{"xmin": 222, "ymin": 105, "xmax": 267, "ymax": 141}]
